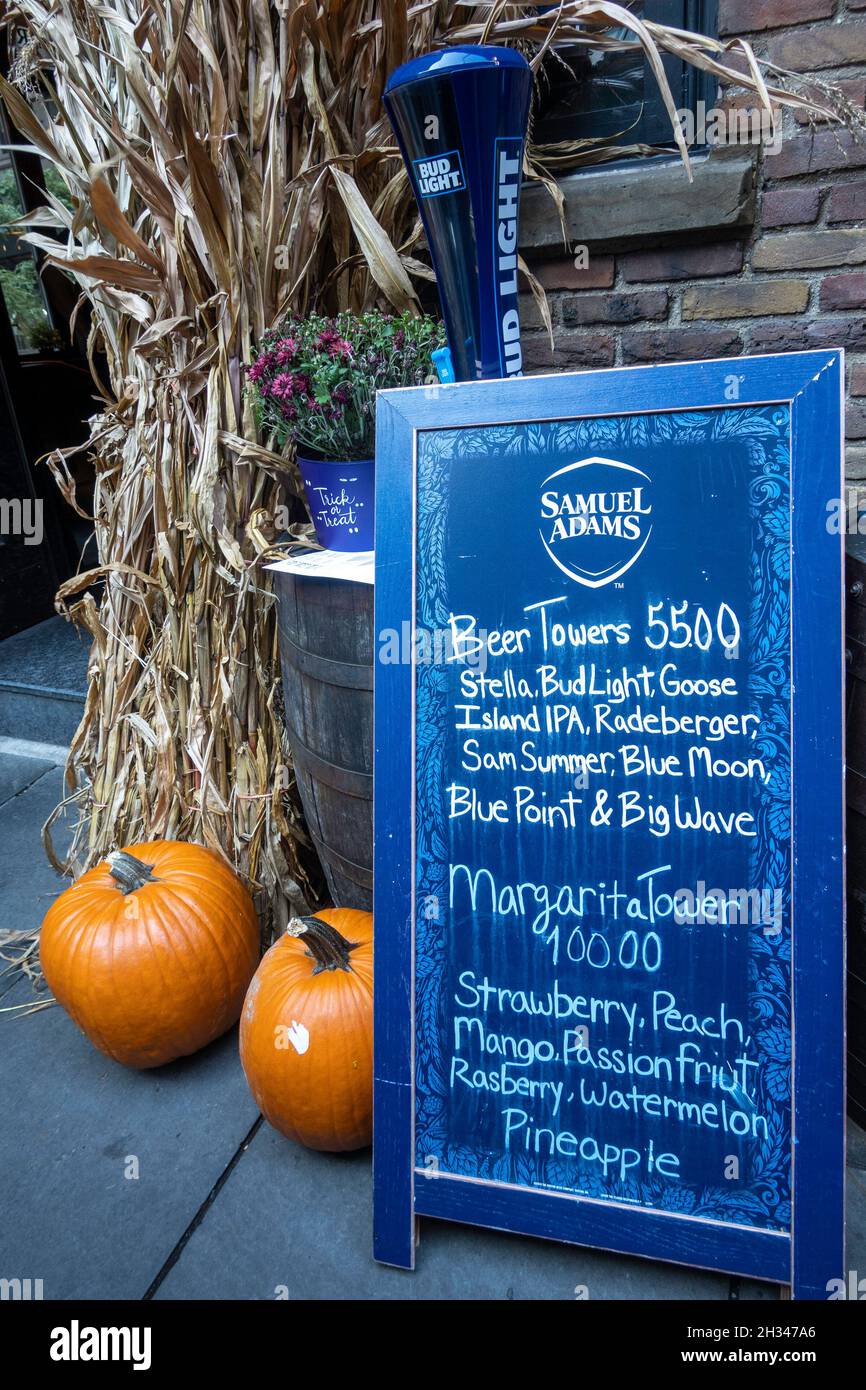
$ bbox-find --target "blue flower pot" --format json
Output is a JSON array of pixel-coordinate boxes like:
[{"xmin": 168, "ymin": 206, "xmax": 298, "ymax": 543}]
[{"xmin": 299, "ymin": 456, "xmax": 375, "ymax": 552}]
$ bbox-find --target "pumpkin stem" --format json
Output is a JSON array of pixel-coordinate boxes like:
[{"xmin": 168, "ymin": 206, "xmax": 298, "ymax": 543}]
[
  {"xmin": 107, "ymin": 849, "xmax": 161, "ymax": 895},
  {"xmin": 286, "ymin": 915, "xmax": 359, "ymax": 974}
]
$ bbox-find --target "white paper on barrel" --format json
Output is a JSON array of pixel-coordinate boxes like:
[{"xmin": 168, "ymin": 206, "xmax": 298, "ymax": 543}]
[{"xmin": 265, "ymin": 548, "xmax": 374, "ymax": 585}]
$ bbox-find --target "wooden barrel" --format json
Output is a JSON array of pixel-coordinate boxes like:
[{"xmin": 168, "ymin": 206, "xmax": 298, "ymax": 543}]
[
  {"xmin": 846, "ymin": 534, "xmax": 866, "ymax": 1127},
  {"xmin": 274, "ymin": 570, "xmax": 373, "ymax": 911}
]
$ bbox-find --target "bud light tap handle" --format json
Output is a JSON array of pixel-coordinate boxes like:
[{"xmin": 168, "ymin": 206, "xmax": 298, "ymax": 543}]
[{"xmin": 384, "ymin": 46, "xmax": 533, "ymax": 383}]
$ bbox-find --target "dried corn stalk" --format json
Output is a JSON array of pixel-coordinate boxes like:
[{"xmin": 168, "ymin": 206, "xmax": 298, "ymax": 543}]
[{"xmin": 0, "ymin": 0, "xmax": 846, "ymax": 937}]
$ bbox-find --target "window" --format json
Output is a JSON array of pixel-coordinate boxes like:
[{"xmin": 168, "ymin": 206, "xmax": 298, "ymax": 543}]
[
  {"xmin": 533, "ymin": 1, "xmax": 718, "ymax": 154},
  {"xmin": 0, "ymin": 109, "xmax": 59, "ymax": 354},
  {"xmin": 0, "ymin": 29, "xmax": 71, "ymax": 357}
]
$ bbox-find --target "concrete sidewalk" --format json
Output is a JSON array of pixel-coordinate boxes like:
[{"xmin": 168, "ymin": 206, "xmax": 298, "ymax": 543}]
[{"xmin": 1, "ymin": 742, "xmax": 862, "ymax": 1301}]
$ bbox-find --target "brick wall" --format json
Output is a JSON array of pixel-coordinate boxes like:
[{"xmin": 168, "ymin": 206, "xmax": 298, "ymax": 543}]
[{"xmin": 522, "ymin": 0, "xmax": 866, "ymax": 485}]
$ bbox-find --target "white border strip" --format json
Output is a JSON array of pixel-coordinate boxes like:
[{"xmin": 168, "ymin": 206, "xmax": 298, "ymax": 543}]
[{"xmin": 0, "ymin": 736, "xmax": 68, "ymax": 764}]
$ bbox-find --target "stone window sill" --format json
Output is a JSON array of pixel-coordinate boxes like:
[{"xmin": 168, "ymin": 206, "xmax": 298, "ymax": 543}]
[{"xmin": 519, "ymin": 150, "xmax": 757, "ymax": 257}]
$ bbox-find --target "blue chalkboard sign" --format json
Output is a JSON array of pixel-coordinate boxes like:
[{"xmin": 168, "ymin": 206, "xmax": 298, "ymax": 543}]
[{"xmin": 373, "ymin": 352, "xmax": 845, "ymax": 1299}]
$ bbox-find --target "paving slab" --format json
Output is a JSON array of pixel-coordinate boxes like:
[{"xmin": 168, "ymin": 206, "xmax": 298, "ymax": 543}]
[
  {"xmin": 0, "ymin": 688, "xmax": 84, "ymax": 744},
  {"xmin": 0, "ymin": 618, "xmax": 89, "ymax": 742},
  {"xmin": 0, "ymin": 616, "xmax": 89, "ymax": 695},
  {"xmin": 0, "ymin": 751, "xmax": 55, "ymax": 807},
  {"xmin": 0, "ymin": 973, "xmax": 260, "ymax": 1300},
  {"xmin": 845, "ymin": 1119, "xmax": 866, "ymax": 1286},
  {"xmin": 847, "ymin": 1164, "xmax": 866, "ymax": 1279},
  {"xmin": 0, "ymin": 764, "xmax": 73, "ymax": 999},
  {"xmin": 154, "ymin": 1121, "xmax": 758, "ymax": 1301},
  {"xmin": 849, "ymin": 1119, "xmax": 866, "ymax": 1173},
  {"xmin": 0, "ymin": 744, "xmax": 857, "ymax": 1302}
]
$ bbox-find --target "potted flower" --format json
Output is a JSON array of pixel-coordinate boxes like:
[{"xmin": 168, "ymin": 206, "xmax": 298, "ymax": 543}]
[{"xmin": 247, "ymin": 309, "xmax": 445, "ymax": 552}]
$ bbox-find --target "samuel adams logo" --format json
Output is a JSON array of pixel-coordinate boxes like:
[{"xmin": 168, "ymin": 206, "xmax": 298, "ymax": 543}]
[{"xmin": 539, "ymin": 456, "xmax": 653, "ymax": 588}]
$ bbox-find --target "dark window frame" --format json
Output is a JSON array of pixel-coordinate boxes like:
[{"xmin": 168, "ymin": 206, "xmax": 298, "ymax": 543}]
[
  {"xmin": 0, "ymin": 30, "xmax": 79, "ymax": 359},
  {"xmin": 0, "ymin": 102, "xmax": 59, "ymax": 355},
  {"xmin": 533, "ymin": 0, "xmax": 719, "ymax": 156}
]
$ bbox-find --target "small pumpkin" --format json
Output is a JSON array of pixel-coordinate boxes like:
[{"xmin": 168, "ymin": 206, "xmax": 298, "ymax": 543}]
[
  {"xmin": 239, "ymin": 909, "xmax": 373, "ymax": 1152},
  {"xmin": 40, "ymin": 841, "xmax": 260, "ymax": 1069}
]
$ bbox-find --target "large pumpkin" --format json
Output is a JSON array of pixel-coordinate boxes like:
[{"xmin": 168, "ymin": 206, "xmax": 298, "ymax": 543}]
[
  {"xmin": 239, "ymin": 909, "xmax": 373, "ymax": 1151},
  {"xmin": 40, "ymin": 842, "xmax": 260, "ymax": 1069}
]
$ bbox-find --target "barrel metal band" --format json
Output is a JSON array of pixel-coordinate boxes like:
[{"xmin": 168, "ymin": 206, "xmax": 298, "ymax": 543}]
[
  {"xmin": 286, "ymin": 722, "xmax": 372, "ymax": 799},
  {"xmin": 279, "ymin": 625, "xmax": 373, "ymax": 691},
  {"xmin": 307, "ymin": 829, "xmax": 373, "ymax": 891}
]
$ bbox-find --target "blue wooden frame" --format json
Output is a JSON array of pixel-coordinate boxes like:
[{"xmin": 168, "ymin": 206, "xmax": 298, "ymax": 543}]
[{"xmin": 373, "ymin": 351, "xmax": 845, "ymax": 1299}]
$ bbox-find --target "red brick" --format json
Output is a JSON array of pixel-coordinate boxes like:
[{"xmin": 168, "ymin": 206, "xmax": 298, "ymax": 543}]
[
  {"xmin": 720, "ymin": 51, "xmax": 753, "ymax": 80},
  {"xmin": 848, "ymin": 402, "xmax": 866, "ymax": 440},
  {"xmin": 708, "ymin": 103, "xmax": 780, "ymax": 151},
  {"xmin": 748, "ymin": 322, "xmax": 812, "ymax": 354},
  {"xmin": 829, "ymin": 181, "xmax": 866, "ymax": 223},
  {"xmin": 621, "ymin": 327, "xmax": 742, "ymax": 365},
  {"xmin": 719, "ymin": 0, "xmax": 834, "ymax": 34},
  {"xmin": 561, "ymin": 290, "xmax": 668, "ymax": 326},
  {"xmin": 719, "ymin": 89, "xmax": 782, "ymax": 116},
  {"xmin": 620, "ymin": 243, "xmax": 743, "ymax": 283},
  {"xmin": 712, "ymin": 93, "xmax": 782, "ymax": 150},
  {"xmin": 754, "ymin": 320, "xmax": 865, "ymax": 355},
  {"xmin": 532, "ymin": 256, "xmax": 615, "ymax": 291},
  {"xmin": 518, "ymin": 294, "xmax": 555, "ymax": 333},
  {"xmin": 846, "ymin": 448, "xmax": 866, "ymax": 481},
  {"xmin": 769, "ymin": 24, "xmax": 866, "ymax": 70},
  {"xmin": 850, "ymin": 361, "xmax": 866, "ymax": 395},
  {"xmin": 753, "ymin": 229, "xmax": 866, "ymax": 270},
  {"xmin": 767, "ymin": 130, "xmax": 866, "ymax": 179},
  {"xmin": 761, "ymin": 187, "xmax": 821, "ymax": 228},
  {"xmin": 793, "ymin": 78, "xmax": 866, "ymax": 123},
  {"xmin": 807, "ymin": 318, "xmax": 866, "ymax": 350},
  {"xmin": 683, "ymin": 280, "xmax": 809, "ymax": 319},
  {"xmin": 523, "ymin": 333, "xmax": 615, "ymax": 373},
  {"xmin": 821, "ymin": 272, "xmax": 866, "ymax": 310}
]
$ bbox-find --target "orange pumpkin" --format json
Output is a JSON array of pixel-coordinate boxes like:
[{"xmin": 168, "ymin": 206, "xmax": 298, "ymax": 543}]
[
  {"xmin": 40, "ymin": 842, "xmax": 260, "ymax": 1069},
  {"xmin": 239, "ymin": 909, "xmax": 373, "ymax": 1151}
]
